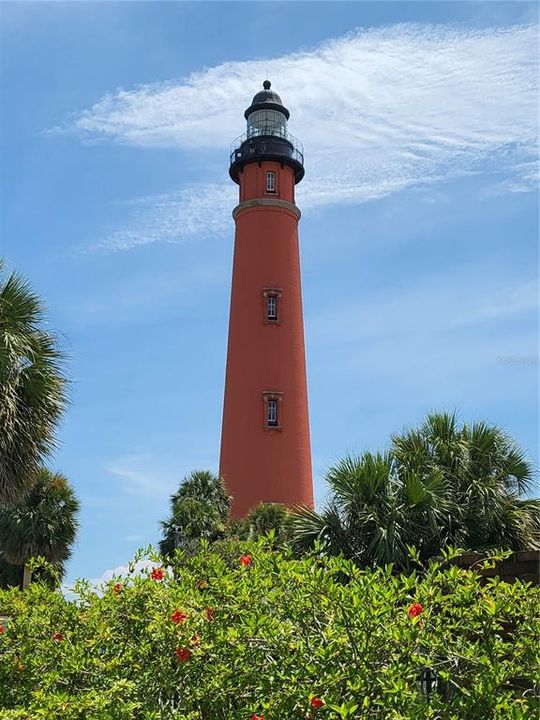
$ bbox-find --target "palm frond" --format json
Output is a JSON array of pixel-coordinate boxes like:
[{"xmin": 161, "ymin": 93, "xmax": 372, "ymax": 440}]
[
  {"xmin": 0, "ymin": 266, "xmax": 68, "ymax": 504},
  {"xmin": 326, "ymin": 452, "xmax": 393, "ymax": 508},
  {"xmin": 0, "ymin": 468, "xmax": 80, "ymax": 566},
  {"xmin": 297, "ymin": 413, "xmax": 538, "ymax": 569}
]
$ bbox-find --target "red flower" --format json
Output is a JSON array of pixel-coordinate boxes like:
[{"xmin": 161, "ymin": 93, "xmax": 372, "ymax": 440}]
[
  {"xmin": 175, "ymin": 647, "xmax": 191, "ymax": 662},
  {"xmin": 250, "ymin": 715, "xmax": 265, "ymax": 720},
  {"xmin": 205, "ymin": 607, "xmax": 215, "ymax": 622},
  {"xmin": 171, "ymin": 609, "xmax": 188, "ymax": 624},
  {"xmin": 310, "ymin": 697, "xmax": 325, "ymax": 709},
  {"xmin": 113, "ymin": 583, "xmax": 123, "ymax": 594},
  {"xmin": 151, "ymin": 567, "xmax": 165, "ymax": 581},
  {"xmin": 240, "ymin": 554, "xmax": 252, "ymax": 567},
  {"xmin": 0, "ymin": 625, "xmax": 4, "ymax": 634},
  {"xmin": 407, "ymin": 602, "xmax": 424, "ymax": 618},
  {"xmin": 52, "ymin": 632, "xmax": 64, "ymax": 642}
]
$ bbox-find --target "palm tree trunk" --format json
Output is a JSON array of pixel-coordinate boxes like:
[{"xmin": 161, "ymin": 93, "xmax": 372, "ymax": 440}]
[{"xmin": 22, "ymin": 564, "xmax": 32, "ymax": 590}]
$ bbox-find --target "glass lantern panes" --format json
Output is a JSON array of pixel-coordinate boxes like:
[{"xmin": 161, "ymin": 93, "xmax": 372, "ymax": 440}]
[{"xmin": 247, "ymin": 109, "xmax": 287, "ymax": 139}]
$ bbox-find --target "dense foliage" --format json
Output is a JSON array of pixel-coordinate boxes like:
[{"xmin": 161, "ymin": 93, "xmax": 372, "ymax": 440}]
[
  {"xmin": 0, "ymin": 469, "xmax": 80, "ymax": 588},
  {"xmin": 0, "ymin": 544, "xmax": 537, "ymax": 719},
  {"xmin": 228, "ymin": 502, "xmax": 295, "ymax": 548},
  {"xmin": 159, "ymin": 473, "xmax": 296, "ymax": 557},
  {"xmin": 294, "ymin": 413, "xmax": 539, "ymax": 567},
  {"xmin": 159, "ymin": 471, "xmax": 231, "ymax": 556},
  {"xmin": 0, "ymin": 264, "xmax": 67, "ymax": 505}
]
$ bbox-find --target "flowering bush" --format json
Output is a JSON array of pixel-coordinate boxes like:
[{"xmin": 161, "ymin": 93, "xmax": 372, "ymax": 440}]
[
  {"xmin": 407, "ymin": 602, "xmax": 424, "ymax": 618},
  {"xmin": 0, "ymin": 543, "xmax": 537, "ymax": 719}
]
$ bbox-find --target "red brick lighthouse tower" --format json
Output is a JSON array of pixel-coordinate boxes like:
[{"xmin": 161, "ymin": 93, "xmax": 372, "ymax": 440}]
[{"xmin": 219, "ymin": 81, "xmax": 314, "ymax": 518}]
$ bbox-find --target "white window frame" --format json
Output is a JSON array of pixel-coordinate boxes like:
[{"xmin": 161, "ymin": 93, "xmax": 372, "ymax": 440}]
[
  {"xmin": 267, "ymin": 399, "xmax": 278, "ymax": 426},
  {"xmin": 266, "ymin": 295, "xmax": 277, "ymax": 321},
  {"xmin": 262, "ymin": 288, "xmax": 282, "ymax": 324},
  {"xmin": 266, "ymin": 171, "xmax": 276, "ymax": 193},
  {"xmin": 262, "ymin": 391, "xmax": 283, "ymax": 430}
]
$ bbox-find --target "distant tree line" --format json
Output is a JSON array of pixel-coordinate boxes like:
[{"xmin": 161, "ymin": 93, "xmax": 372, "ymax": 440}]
[{"xmin": 160, "ymin": 414, "xmax": 539, "ymax": 568}]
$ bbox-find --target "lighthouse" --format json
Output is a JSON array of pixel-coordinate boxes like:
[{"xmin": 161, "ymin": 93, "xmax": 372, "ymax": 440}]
[{"xmin": 219, "ymin": 81, "xmax": 314, "ymax": 518}]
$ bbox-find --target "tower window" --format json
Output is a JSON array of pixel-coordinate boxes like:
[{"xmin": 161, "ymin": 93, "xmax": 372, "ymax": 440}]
[
  {"xmin": 267, "ymin": 399, "xmax": 278, "ymax": 427},
  {"xmin": 267, "ymin": 296, "xmax": 277, "ymax": 321},
  {"xmin": 266, "ymin": 171, "xmax": 276, "ymax": 193},
  {"xmin": 263, "ymin": 392, "xmax": 283, "ymax": 429},
  {"xmin": 262, "ymin": 288, "xmax": 282, "ymax": 323}
]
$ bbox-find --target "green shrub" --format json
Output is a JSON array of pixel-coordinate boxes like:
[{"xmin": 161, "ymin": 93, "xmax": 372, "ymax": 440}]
[{"xmin": 0, "ymin": 544, "xmax": 537, "ymax": 719}]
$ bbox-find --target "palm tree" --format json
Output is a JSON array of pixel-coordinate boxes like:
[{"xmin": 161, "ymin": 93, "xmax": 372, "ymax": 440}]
[
  {"xmin": 0, "ymin": 469, "xmax": 80, "ymax": 588},
  {"xmin": 294, "ymin": 413, "xmax": 539, "ymax": 568},
  {"xmin": 293, "ymin": 451, "xmax": 449, "ymax": 567},
  {"xmin": 0, "ymin": 264, "xmax": 67, "ymax": 504},
  {"xmin": 228, "ymin": 502, "xmax": 295, "ymax": 547},
  {"xmin": 159, "ymin": 471, "xmax": 231, "ymax": 557},
  {"xmin": 392, "ymin": 413, "xmax": 539, "ymax": 552}
]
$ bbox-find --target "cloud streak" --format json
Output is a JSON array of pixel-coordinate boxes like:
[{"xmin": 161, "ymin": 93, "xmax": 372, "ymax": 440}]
[
  {"xmin": 310, "ymin": 273, "xmax": 538, "ymax": 347},
  {"xmin": 106, "ymin": 454, "xmax": 178, "ymax": 499},
  {"xmin": 85, "ymin": 185, "xmax": 236, "ymax": 254},
  {"xmin": 63, "ymin": 23, "xmax": 538, "ymax": 252}
]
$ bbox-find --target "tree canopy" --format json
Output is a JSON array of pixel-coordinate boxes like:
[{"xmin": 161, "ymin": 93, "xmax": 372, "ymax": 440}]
[
  {"xmin": 0, "ymin": 468, "xmax": 80, "ymax": 587},
  {"xmin": 0, "ymin": 264, "xmax": 67, "ymax": 505},
  {"xmin": 159, "ymin": 471, "xmax": 231, "ymax": 557},
  {"xmin": 293, "ymin": 413, "xmax": 539, "ymax": 568}
]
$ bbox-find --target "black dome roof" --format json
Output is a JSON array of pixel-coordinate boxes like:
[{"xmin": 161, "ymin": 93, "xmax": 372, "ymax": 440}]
[
  {"xmin": 250, "ymin": 80, "xmax": 283, "ymax": 106},
  {"xmin": 244, "ymin": 81, "xmax": 290, "ymax": 120}
]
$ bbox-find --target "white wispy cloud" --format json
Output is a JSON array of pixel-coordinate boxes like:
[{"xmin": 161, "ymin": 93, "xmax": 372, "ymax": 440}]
[
  {"xmin": 303, "ymin": 269, "xmax": 538, "ymax": 447},
  {"xmin": 66, "ymin": 258, "xmax": 226, "ymax": 327},
  {"xmin": 61, "ymin": 23, "xmax": 538, "ymax": 252},
  {"xmin": 310, "ymin": 273, "xmax": 538, "ymax": 346},
  {"xmin": 91, "ymin": 558, "xmax": 155, "ymax": 586},
  {"xmin": 62, "ymin": 559, "xmax": 157, "ymax": 598},
  {"xmin": 84, "ymin": 185, "xmax": 236, "ymax": 255},
  {"xmin": 105, "ymin": 451, "xmax": 219, "ymax": 500},
  {"xmin": 62, "ymin": 559, "xmax": 156, "ymax": 597},
  {"xmin": 480, "ymin": 159, "xmax": 539, "ymax": 197},
  {"xmin": 106, "ymin": 454, "xmax": 178, "ymax": 499}
]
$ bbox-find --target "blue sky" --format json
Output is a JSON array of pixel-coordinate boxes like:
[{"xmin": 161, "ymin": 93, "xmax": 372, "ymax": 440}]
[{"xmin": 1, "ymin": 1, "xmax": 538, "ymax": 585}]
